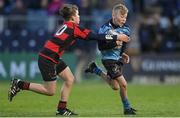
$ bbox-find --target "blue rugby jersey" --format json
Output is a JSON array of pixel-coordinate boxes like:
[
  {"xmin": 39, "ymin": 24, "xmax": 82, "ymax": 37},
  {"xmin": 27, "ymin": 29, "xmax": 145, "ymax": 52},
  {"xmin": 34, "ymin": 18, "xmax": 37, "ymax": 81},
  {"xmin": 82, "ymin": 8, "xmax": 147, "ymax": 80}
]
[{"xmin": 98, "ymin": 19, "xmax": 130, "ymax": 60}]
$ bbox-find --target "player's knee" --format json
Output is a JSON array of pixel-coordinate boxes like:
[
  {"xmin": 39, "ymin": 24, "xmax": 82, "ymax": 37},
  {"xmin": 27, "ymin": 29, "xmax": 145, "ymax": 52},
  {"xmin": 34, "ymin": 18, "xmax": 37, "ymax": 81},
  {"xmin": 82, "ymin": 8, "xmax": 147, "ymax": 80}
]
[
  {"xmin": 111, "ymin": 85, "xmax": 120, "ymax": 91},
  {"xmin": 46, "ymin": 90, "xmax": 55, "ymax": 96},
  {"xmin": 47, "ymin": 92, "xmax": 55, "ymax": 96},
  {"xmin": 121, "ymin": 82, "xmax": 127, "ymax": 89},
  {"xmin": 112, "ymin": 87, "xmax": 119, "ymax": 90},
  {"xmin": 65, "ymin": 77, "xmax": 75, "ymax": 87}
]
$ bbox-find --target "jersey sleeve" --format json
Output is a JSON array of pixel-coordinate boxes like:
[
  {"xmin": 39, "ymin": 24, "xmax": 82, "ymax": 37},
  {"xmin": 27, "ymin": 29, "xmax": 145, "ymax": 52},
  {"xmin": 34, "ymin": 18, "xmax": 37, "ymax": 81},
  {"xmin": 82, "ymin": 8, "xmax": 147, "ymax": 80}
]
[
  {"xmin": 74, "ymin": 25, "xmax": 91, "ymax": 40},
  {"xmin": 98, "ymin": 40, "xmax": 117, "ymax": 51},
  {"xmin": 74, "ymin": 25, "xmax": 117, "ymax": 41}
]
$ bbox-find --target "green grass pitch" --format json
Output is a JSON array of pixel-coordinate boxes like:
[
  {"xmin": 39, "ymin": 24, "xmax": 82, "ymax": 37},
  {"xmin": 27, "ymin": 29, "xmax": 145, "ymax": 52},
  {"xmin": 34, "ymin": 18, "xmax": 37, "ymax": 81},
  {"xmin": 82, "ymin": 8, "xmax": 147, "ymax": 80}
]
[{"xmin": 0, "ymin": 79, "xmax": 180, "ymax": 117}]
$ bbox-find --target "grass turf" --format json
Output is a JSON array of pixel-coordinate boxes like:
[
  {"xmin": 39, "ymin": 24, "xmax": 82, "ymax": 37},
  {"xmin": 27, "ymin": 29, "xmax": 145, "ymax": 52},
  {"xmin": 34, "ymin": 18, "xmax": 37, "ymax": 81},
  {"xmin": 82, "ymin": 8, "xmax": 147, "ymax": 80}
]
[{"xmin": 0, "ymin": 80, "xmax": 180, "ymax": 117}]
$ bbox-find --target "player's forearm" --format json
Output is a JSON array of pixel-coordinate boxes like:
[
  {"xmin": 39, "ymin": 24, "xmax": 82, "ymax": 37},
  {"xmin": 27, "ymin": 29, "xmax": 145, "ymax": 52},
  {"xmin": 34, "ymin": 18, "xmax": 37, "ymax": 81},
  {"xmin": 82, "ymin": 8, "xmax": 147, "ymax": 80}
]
[
  {"xmin": 98, "ymin": 40, "xmax": 117, "ymax": 51},
  {"xmin": 87, "ymin": 32, "xmax": 117, "ymax": 41}
]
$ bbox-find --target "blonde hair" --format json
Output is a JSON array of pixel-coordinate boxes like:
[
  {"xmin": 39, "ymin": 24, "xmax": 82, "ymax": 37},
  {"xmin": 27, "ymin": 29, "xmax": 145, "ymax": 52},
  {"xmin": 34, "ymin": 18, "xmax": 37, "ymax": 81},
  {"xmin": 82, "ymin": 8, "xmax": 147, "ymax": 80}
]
[{"xmin": 112, "ymin": 4, "xmax": 128, "ymax": 15}]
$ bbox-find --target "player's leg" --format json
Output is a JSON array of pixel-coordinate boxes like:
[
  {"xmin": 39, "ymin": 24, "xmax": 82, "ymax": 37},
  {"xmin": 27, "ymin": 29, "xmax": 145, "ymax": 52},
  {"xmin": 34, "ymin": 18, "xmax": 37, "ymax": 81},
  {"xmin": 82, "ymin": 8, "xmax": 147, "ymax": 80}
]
[
  {"xmin": 8, "ymin": 79, "xmax": 57, "ymax": 101},
  {"xmin": 27, "ymin": 56, "xmax": 57, "ymax": 96},
  {"xmin": 116, "ymin": 75, "xmax": 136, "ymax": 115},
  {"xmin": 102, "ymin": 60, "xmax": 136, "ymax": 115},
  {"xmin": 116, "ymin": 75, "xmax": 129, "ymax": 108},
  {"xmin": 58, "ymin": 67, "xmax": 74, "ymax": 102},
  {"xmin": 100, "ymin": 71, "xmax": 120, "ymax": 90},
  {"xmin": 85, "ymin": 61, "xmax": 136, "ymax": 115},
  {"xmin": 114, "ymin": 60, "xmax": 136, "ymax": 115},
  {"xmin": 101, "ymin": 74, "xmax": 136, "ymax": 115},
  {"xmin": 56, "ymin": 59, "xmax": 77, "ymax": 116},
  {"xmin": 28, "ymin": 81, "xmax": 56, "ymax": 96},
  {"xmin": 8, "ymin": 56, "xmax": 58, "ymax": 101}
]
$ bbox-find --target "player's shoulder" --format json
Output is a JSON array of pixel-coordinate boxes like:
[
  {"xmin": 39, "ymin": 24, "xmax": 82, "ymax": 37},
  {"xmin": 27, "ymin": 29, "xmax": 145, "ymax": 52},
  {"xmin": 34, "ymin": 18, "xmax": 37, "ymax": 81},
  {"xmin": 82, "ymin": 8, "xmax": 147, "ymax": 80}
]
[
  {"xmin": 99, "ymin": 20, "xmax": 112, "ymax": 33},
  {"xmin": 119, "ymin": 24, "xmax": 131, "ymax": 35},
  {"xmin": 123, "ymin": 24, "xmax": 130, "ymax": 31},
  {"xmin": 100, "ymin": 20, "xmax": 111, "ymax": 28},
  {"xmin": 116, "ymin": 24, "xmax": 131, "ymax": 36}
]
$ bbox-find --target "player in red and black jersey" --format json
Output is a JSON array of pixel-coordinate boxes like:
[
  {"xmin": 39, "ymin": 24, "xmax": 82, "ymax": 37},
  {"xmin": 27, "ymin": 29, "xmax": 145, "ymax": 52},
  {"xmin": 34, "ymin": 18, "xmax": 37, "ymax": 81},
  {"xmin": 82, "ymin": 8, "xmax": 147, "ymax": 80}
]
[{"xmin": 8, "ymin": 4, "xmax": 127, "ymax": 116}]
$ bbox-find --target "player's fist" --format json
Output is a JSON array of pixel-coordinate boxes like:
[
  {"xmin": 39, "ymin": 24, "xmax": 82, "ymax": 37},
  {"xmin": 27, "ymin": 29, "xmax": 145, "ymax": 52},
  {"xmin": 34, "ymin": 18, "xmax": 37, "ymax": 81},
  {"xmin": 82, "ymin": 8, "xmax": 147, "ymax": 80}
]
[
  {"xmin": 116, "ymin": 40, "xmax": 123, "ymax": 46},
  {"xmin": 122, "ymin": 53, "xmax": 130, "ymax": 63},
  {"xmin": 115, "ymin": 41, "xmax": 123, "ymax": 49}
]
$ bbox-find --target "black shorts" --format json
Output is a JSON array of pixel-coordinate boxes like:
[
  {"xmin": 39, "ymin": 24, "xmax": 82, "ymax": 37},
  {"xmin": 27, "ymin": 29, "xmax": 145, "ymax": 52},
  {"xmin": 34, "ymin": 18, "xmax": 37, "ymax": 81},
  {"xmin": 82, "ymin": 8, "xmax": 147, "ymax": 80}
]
[
  {"xmin": 102, "ymin": 59, "xmax": 123, "ymax": 80},
  {"xmin": 38, "ymin": 56, "xmax": 67, "ymax": 81}
]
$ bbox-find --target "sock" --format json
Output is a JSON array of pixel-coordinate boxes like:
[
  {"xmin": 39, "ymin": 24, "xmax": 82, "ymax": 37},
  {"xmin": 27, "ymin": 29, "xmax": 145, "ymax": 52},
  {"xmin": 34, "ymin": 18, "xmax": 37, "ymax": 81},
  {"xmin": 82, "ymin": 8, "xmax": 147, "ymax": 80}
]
[
  {"xmin": 18, "ymin": 81, "xmax": 30, "ymax": 90},
  {"xmin": 122, "ymin": 98, "xmax": 131, "ymax": 110},
  {"xmin": 57, "ymin": 101, "xmax": 67, "ymax": 110},
  {"xmin": 93, "ymin": 67, "xmax": 102, "ymax": 76},
  {"xmin": 120, "ymin": 91, "xmax": 131, "ymax": 110}
]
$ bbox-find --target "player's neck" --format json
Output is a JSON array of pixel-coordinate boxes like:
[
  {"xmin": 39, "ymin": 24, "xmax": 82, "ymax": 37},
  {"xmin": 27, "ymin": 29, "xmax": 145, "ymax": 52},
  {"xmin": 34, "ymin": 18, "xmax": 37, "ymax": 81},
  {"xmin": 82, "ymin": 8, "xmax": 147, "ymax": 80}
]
[
  {"xmin": 65, "ymin": 20, "xmax": 73, "ymax": 23},
  {"xmin": 111, "ymin": 19, "xmax": 123, "ymax": 28}
]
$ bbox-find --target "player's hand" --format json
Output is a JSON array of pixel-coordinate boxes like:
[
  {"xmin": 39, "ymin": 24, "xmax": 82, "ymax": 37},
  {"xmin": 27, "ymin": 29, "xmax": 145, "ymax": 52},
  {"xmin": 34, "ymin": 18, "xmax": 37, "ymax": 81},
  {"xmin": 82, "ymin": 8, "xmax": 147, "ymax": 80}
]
[
  {"xmin": 115, "ymin": 41, "xmax": 123, "ymax": 49},
  {"xmin": 122, "ymin": 53, "xmax": 130, "ymax": 63},
  {"xmin": 117, "ymin": 34, "xmax": 129, "ymax": 42},
  {"xmin": 116, "ymin": 40, "xmax": 123, "ymax": 46}
]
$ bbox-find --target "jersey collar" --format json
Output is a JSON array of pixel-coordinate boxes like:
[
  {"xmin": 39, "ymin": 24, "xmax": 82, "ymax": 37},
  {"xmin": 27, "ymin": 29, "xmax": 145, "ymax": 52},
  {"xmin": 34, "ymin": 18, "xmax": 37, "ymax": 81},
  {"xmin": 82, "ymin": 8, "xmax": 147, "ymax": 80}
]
[
  {"xmin": 64, "ymin": 21, "xmax": 78, "ymax": 26},
  {"xmin": 109, "ymin": 19, "xmax": 120, "ymax": 29}
]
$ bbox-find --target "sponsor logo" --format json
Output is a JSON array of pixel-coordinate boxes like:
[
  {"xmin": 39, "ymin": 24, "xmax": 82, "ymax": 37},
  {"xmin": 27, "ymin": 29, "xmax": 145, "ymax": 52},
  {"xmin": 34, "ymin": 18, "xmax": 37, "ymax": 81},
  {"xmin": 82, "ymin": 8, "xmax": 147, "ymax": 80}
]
[{"xmin": 105, "ymin": 35, "xmax": 113, "ymax": 40}]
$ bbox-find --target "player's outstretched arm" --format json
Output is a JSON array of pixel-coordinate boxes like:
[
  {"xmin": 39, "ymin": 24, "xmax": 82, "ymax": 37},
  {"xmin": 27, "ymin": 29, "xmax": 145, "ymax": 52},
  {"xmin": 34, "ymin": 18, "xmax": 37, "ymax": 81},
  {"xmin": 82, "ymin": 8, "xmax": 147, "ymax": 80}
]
[
  {"xmin": 86, "ymin": 32, "xmax": 118, "ymax": 41},
  {"xmin": 74, "ymin": 25, "xmax": 130, "ymax": 42},
  {"xmin": 98, "ymin": 40, "xmax": 117, "ymax": 51},
  {"xmin": 74, "ymin": 26, "xmax": 118, "ymax": 41}
]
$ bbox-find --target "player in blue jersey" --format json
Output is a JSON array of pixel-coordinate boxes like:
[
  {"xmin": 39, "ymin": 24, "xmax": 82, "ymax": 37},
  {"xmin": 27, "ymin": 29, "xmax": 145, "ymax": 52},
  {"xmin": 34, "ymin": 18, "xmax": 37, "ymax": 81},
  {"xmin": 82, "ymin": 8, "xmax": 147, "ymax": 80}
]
[{"xmin": 85, "ymin": 4, "xmax": 136, "ymax": 115}]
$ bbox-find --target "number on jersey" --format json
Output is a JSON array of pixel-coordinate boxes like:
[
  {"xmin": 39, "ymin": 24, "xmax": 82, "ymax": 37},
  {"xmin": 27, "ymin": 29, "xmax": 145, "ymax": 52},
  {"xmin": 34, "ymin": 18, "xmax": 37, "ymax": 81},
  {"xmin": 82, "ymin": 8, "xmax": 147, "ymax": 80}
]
[{"xmin": 55, "ymin": 25, "xmax": 67, "ymax": 36}]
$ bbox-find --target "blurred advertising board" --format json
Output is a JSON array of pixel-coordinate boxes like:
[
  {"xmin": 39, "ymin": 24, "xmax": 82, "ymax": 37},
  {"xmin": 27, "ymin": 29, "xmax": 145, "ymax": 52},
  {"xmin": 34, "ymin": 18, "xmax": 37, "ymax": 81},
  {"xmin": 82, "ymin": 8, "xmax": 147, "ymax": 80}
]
[
  {"xmin": 123, "ymin": 54, "xmax": 180, "ymax": 82},
  {"xmin": 0, "ymin": 53, "xmax": 180, "ymax": 80},
  {"xmin": 0, "ymin": 52, "xmax": 76, "ymax": 80}
]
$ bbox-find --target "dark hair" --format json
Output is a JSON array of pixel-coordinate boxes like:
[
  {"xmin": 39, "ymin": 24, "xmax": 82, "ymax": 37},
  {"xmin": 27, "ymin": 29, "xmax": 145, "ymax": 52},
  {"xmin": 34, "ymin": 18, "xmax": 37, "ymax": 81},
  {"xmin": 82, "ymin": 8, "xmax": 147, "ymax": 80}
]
[{"xmin": 59, "ymin": 4, "xmax": 78, "ymax": 21}]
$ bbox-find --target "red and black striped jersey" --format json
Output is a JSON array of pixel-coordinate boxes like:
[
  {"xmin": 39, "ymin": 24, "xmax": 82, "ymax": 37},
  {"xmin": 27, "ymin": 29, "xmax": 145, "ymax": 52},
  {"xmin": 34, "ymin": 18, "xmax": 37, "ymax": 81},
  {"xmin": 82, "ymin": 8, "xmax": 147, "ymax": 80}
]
[{"xmin": 39, "ymin": 21, "xmax": 117, "ymax": 64}]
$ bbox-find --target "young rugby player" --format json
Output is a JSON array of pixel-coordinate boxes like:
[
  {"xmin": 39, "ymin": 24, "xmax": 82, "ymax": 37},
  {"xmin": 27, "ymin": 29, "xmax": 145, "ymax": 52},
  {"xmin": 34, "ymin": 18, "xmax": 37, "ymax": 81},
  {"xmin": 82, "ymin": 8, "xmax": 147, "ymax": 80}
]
[{"xmin": 85, "ymin": 4, "xmax": 137, "ymax": 115}]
